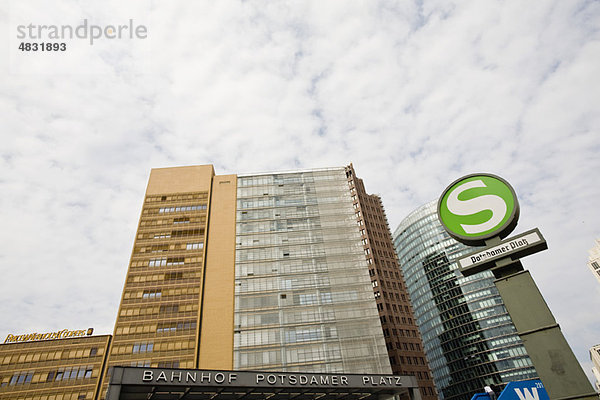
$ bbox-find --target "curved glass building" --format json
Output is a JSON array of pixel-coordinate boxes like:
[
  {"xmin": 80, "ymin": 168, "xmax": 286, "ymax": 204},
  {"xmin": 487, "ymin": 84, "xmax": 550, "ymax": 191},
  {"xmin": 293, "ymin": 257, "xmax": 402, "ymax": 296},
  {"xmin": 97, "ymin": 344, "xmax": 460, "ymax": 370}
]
[{"xmin": 392, "ymin": 201, "xmax": 537, "ymax": 400}]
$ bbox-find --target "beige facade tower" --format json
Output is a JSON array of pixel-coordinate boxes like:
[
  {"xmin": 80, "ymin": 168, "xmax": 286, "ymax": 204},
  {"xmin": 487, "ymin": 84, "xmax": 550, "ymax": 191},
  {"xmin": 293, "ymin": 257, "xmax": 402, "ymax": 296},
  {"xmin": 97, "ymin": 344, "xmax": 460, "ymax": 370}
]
[{"xmin": 99, "ymin": 166, "xmax": 238, "ymax": 397}]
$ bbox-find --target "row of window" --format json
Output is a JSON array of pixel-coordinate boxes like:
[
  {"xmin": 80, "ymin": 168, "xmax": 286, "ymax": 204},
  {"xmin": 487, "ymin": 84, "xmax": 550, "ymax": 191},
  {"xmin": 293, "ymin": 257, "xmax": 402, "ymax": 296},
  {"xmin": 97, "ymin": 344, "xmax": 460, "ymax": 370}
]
[
  {"xmin": 382, "ymin": 328, "xmax": 419, "ymax": 338},
  {"xmin": 132, "ymin": 342, "xmax": 153, "ymax": 354},
  {"xmin": 128, "ymin": 360, "xmax": 187, "ymax": 369},
  {"xmin": 380, "ymin": 315, "xmax": 413, "ymax": 325},
  {"xmin": 115, "ymin": 319, "xmax": 196, "ymax": 335},
  {"xmin": 138, "ymin": 242, "xmax": 204, "ymax": 253},
  {"xmin": 137, "ymin": 228, "xmax": 204, "ymax": 240},
  {"xmin": 111, "ymin": 340, "xmax": 194, "ymax": 355},
  {"xmin": 126, "ymin": 271, "xmax": 201, "ymax": 284},
  {"xmin": 0, "ymin": 348, "xmax": 99, "ymax": 365},
  {"xmin": 148, "ymin": 257, "xmax": 185, "ymax": 267},
  {"xmin": 6, "ymin": 372, "xmax": 32, "ymax": 386},
  {"xmin": 2, "ymin": 366, "xmax": 94, "ymax": 387},
  {"xmin": 124, "ymin": 286, "xmax": 200, "ymax": 300},
  {"xmin": 238, "ymin": 206, "xmax": 318, "ymax": 222},
  {"xmin": 236, "ymin": 345, "xmax": 345, "ymax": 368},
  {"xmin": 142, "ymin": 290, "xmax": 161, "ymax": 299},
  {"xmin": 130, "ymin": 256, "xmax": 202, "ymax": 268},
  {"xmin": 186, "ymin": 242, "xmax": 203, "ymax": 250},
  {"xmin": 156, "ymin": 321, "xmax": 197, "ymax": 333},
  {"xmin": 386, "ymin": 341, "xmax": 421, "ymax": 352},
  {"xmin": 146, "ymin": 193, "xmax": 208, "ymax": 203},
  {"xmin": 158, "ymin": 204, "xmax": 207, "ymax": 214},
  {"xmin": 118, "ymin": 302, "xmax": 196, "ymax": 317},
  {"xmin": 238, "ymin": 171, "xmax": 345, "ymax": 187},
  {"xmin": 139, "ymin": 217, "xmax": 206, "ymax": 227},
  {"xmin": 237, "ymin": 244, "xmax": 361, "ymax": 262},
  {"xmin": 47, "ymin": 366, "xmax": 93, "ymax": 382},
  {"xmin": 237, "ymin": 275, "xmax": 362, "ymax": 293},
  {"xmin": 237, "ymin": 291, "xmax": 362, "ymax": 310}
]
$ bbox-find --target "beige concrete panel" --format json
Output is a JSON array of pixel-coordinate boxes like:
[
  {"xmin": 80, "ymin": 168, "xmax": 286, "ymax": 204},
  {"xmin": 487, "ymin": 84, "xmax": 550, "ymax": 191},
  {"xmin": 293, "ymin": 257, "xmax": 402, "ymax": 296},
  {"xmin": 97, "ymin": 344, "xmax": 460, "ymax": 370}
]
[
  {"xmin": 146, "ymin": 165, "xmax": 215, "ymax": 195},
  {"xmin": 198, "ymin": 175, "xmax": 237, "ymax": 370}
]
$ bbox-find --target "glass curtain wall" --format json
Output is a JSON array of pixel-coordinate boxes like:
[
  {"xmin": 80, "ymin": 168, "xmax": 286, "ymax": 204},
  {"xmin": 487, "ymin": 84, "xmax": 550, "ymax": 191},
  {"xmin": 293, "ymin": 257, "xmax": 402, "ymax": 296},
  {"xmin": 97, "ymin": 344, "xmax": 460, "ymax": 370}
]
[
  {"xmin": 392, "ymin": 201, "xmax": 536, "ymax": 400},
  {"xmin": 234, "ymin": 168, "xmax": 390, "ymax": 374}
]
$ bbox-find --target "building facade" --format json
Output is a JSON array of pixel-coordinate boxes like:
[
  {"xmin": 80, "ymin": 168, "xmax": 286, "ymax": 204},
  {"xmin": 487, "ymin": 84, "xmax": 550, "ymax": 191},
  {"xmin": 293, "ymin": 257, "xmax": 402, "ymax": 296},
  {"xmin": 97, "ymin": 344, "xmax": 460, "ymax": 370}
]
[
  {"xmin": 591, "ymin": 344, "xmax": 600, "ymax": 392},
  {"xmin": 345, "ymin": 165, "xmax": 436, "ymax": 399},
  {"xmin": 98, "ymin": 165, "xmax": 237, "ymax": 398},
  {"xmin": 588, "ymin": 239, "xmax": 600, "ymax": 284},
  {"xmin": 392, "ymin": 201, "xmax": 537, "ymax": 400},
  {"xmin": 233, "ymin": 168, "xmax": 390, "ymax": 374},
  {"xmin": 0, "ymin": 333, "xmax": 111, "ymax": 400}
]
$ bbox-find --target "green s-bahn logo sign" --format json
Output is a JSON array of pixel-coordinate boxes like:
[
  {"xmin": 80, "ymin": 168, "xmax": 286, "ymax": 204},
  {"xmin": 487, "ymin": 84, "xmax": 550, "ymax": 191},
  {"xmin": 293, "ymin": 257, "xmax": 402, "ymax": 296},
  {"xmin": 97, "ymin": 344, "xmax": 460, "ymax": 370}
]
[{"xmin": 437, "ymin": 173, "xmax": 520, "ymax": 246}]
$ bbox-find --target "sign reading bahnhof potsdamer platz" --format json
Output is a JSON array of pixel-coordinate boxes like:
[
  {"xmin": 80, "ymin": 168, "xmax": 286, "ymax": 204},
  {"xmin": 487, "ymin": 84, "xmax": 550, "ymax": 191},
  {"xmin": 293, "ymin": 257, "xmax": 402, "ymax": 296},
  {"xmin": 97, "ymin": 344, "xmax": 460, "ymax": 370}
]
[{"xmin": 106, "ymin": 367, "xmax": 419, "ymax": 400}]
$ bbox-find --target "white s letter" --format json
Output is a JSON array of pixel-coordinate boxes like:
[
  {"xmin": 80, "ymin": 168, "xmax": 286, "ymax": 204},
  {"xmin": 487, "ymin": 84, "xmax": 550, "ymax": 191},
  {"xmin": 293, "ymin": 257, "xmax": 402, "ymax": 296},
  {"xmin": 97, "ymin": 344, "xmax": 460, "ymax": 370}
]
[{"xmin": 446, "ymin": 180, "xmax": 506, "ymax": 234}]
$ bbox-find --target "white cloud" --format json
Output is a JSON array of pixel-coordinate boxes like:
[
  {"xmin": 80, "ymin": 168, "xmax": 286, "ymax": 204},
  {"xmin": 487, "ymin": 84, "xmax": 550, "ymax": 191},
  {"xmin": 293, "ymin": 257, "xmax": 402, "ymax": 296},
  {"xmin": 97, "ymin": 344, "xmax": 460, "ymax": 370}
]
[{"xmin": 1, "ymin": 0, "xmax": 599, "ymax": 384}]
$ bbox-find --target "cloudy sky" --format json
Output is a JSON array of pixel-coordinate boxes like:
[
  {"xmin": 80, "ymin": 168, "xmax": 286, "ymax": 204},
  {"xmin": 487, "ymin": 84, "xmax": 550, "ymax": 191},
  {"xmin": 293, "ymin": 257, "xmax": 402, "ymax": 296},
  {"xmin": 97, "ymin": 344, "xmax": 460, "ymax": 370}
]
[{"xmin": 2, "ymin": 0, "xmax": 599, "ymax": 383}]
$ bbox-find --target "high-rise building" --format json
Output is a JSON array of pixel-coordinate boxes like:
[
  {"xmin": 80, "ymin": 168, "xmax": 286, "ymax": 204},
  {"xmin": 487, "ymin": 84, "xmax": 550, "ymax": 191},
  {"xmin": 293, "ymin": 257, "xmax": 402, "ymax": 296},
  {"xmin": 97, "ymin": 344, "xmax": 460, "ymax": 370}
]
[
  {"xmin": 591, "ymin": 344, "xmax": 600, "ymax": 392},
  {"xmin": 392, "ymin": 201, "xmax": 537, "ymax": 400},
  {"xmin": 233, "ymin": 167, "xmax": 390, "ymax": 374},
  {"xmin": 345, "ymin": 165, "xmax": 436, "ymax": 399},
  {"xmin": 1, "ymin": 164, "xmax": 433, "ymax": 400},
  {"xmin": 98, "ymin": 165, "xmax": 237, "ymax": 397},
  {"xmin": 587, "ymin": 239, "xmax": 600, "ymax": 284}
]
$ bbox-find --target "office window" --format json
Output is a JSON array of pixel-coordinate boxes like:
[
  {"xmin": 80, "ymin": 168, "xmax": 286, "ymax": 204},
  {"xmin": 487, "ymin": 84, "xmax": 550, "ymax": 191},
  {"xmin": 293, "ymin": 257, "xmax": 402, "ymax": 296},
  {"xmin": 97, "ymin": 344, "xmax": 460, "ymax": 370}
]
[
  {"xmin": 132, "ymin": 342, "xmax": 154, "ymax": 354},
  {"xmin": 143, "ymin": 289, "xmax": 162, "ymax": 299},
  {"xmin": 149, "ymin": 258, "xmax": 167, "ymax": 267},
  {"xmin": 166, "ymin": 257, "xmax": 185, "ymax": 266},
  {"xmin": 10, "ymin": 372, "xmax": 33, "ymax": 385}
]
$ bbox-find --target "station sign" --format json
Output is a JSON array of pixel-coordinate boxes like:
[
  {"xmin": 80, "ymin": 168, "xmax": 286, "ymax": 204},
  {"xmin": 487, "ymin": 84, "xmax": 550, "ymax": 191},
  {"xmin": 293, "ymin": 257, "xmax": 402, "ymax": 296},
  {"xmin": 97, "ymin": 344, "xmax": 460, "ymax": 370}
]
[
  {"xmin": 457, "ymin": 228, "xmax": 547, "ymax": 276},
  {"xmin": 470, "ymin": 380, "xmax": 549, "ymax": 400},
  {"xmin": 116, "ymin": 367, "xmax": 416, "ymax": 389},
  {"xmin": 498, "ymin": 380, "xmax": 550, "ymax": 400},
  {"xmin": 437, "ymin": 173, "xmax": 547, "ymax": 277},
  {"xmin": 438, "ymin": 173, "xmax": 519, "ymax": 246}
]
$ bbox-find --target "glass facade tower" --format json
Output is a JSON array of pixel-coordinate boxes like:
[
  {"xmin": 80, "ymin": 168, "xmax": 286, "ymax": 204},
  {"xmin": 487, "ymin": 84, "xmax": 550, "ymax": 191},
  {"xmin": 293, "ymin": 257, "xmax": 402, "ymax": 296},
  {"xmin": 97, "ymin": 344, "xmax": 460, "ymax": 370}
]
[
  {"xmin": 392, "ymin": 201, "xmax": 537, "ymax": 400},
  {"xmin": 233, "ymin": 168, "xmax": 391, "ymax": 374}
]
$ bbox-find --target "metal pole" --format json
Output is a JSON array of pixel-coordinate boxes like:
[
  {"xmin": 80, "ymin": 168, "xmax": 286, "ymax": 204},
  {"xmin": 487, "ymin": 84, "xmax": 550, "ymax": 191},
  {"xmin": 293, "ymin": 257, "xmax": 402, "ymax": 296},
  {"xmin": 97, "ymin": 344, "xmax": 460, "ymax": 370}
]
[{"xmin": 493, "ymin": 266, "xmax": 597, "ymax": 400}]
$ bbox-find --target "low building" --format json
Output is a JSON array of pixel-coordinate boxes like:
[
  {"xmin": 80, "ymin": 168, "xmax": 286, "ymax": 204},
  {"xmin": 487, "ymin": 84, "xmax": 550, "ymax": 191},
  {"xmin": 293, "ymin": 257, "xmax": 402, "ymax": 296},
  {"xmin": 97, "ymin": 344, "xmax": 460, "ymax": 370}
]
[{"xmin": 0, "ymin": 332, "xmax": 111, "ymax": 400}]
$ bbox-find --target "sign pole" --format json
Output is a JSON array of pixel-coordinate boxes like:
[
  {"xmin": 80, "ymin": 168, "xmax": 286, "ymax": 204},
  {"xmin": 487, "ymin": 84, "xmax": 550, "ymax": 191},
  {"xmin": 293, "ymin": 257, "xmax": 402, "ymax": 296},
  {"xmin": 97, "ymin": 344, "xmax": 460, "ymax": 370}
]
[{"xmin": 488, "ymin": 250, "xmax": 597, "ymax": 399}]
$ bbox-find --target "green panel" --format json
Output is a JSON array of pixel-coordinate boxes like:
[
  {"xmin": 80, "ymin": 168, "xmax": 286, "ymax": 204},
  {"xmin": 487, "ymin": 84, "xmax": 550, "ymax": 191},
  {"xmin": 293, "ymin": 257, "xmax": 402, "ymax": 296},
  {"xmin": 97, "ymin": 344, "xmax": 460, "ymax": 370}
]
[{"xmin": 439, "ymin": 175, "xmax": 516, "ymax": 239}]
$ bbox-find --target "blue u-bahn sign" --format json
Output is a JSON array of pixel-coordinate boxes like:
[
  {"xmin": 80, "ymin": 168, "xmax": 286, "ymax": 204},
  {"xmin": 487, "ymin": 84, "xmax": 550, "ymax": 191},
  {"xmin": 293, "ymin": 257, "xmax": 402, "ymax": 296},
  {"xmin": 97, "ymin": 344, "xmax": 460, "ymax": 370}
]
[
  {"xmin": 470, "ymin": 380, "xmax": 550, "ymax": 400},
  {"xmin": 498, "ymin": 380, "xmax": 549, "ymax": 400}
]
